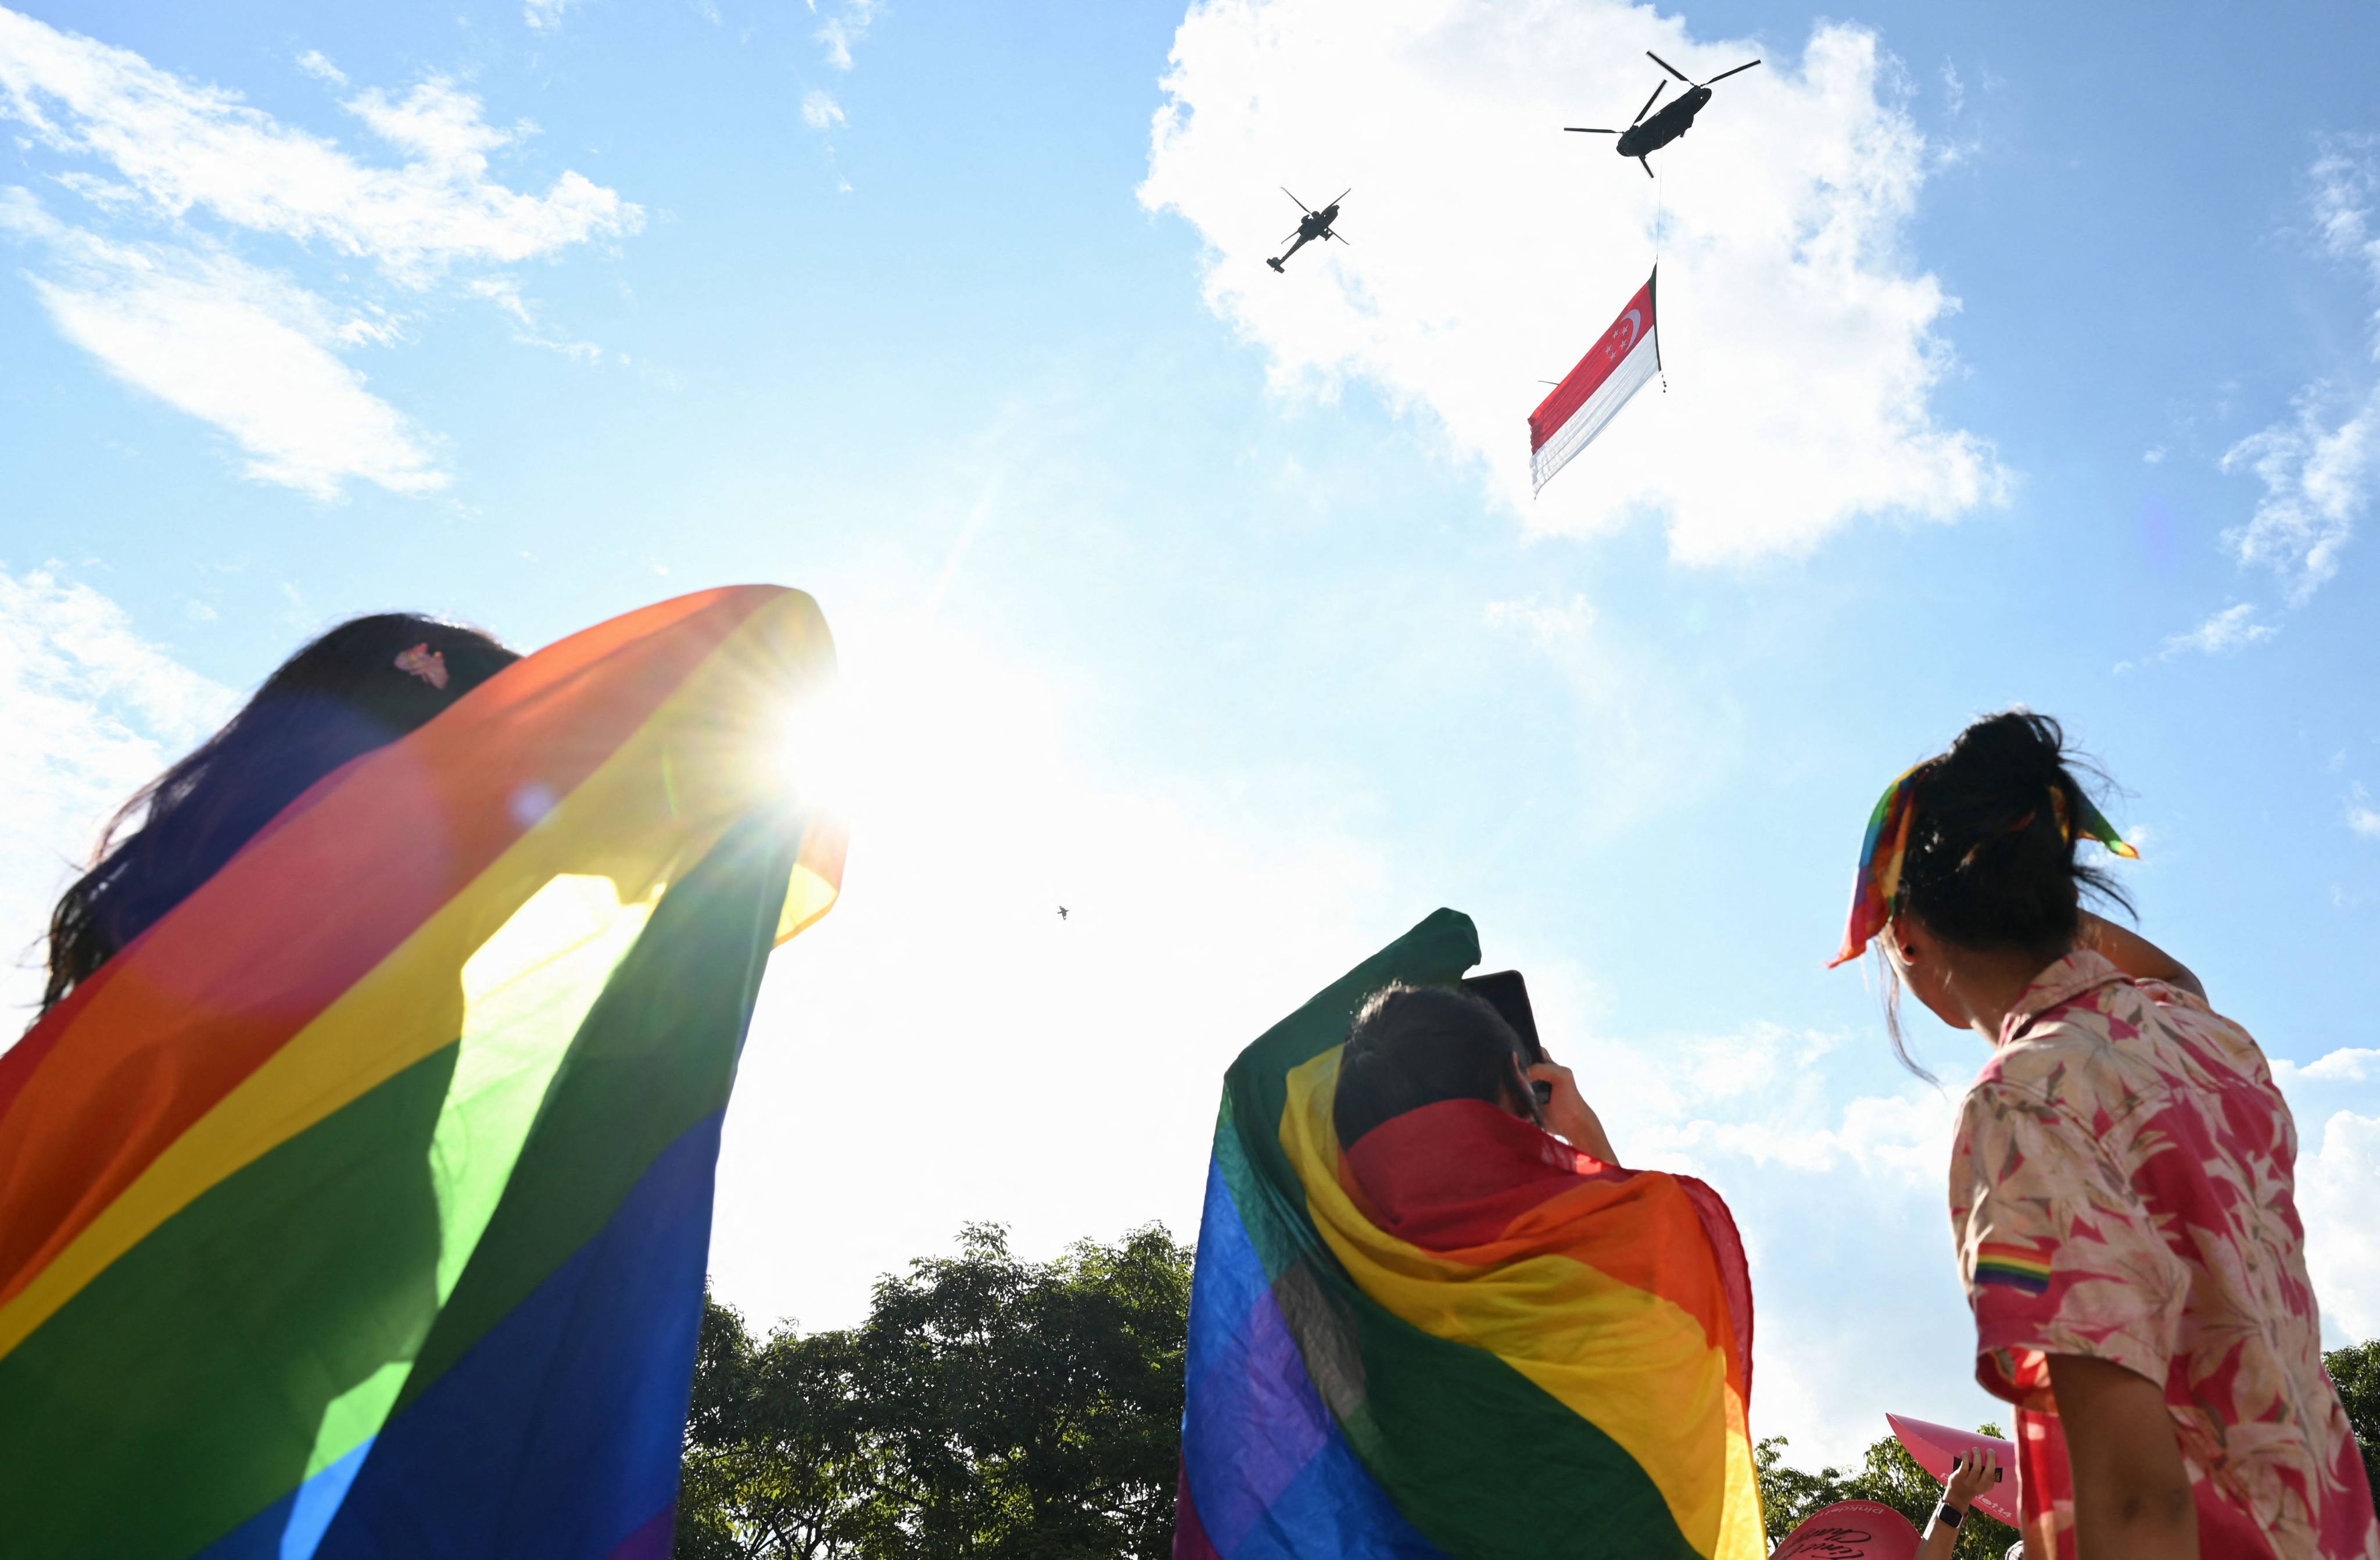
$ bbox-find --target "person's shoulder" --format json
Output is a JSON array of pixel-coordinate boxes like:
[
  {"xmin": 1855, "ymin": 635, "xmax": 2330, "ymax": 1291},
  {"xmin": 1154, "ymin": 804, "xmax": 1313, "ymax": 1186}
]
[
  {"xmin": 1966, "ymin": 1014, "xmax": 2168, "ymax": 1154},
  {"xmin": 2123, "ymin": 980, "xmax": 2279, "ymax": 1096},
  {"xmin": 1973, "ymin": 1017, "xmax": 2101, "ymax": 1102}
]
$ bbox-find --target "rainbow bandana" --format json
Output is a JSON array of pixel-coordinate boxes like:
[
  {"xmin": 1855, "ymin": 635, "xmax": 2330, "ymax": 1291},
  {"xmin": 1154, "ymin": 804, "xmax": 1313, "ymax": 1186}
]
[
  {"xmin": 0, "ymin": 586, "xmax": 845, "ymax": 1559},
  {"xmin": 1827, "ymin": 763, "xmax": 2139, "ymax": 968},
  {"xmin": 1176, "ymin": 909, "xmax": 1765, "ymax": 1559}
]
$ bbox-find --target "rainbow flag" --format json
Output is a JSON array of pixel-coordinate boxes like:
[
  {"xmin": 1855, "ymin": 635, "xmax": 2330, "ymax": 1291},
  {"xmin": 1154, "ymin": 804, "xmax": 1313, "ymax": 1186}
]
[
  {"xmin": 1175, "ymin": 910, "xmax": 1764, "ymax": 1560},
  {"xmin": 0, "ymin": 586, "xmax": 845, "ymax": 1559}
]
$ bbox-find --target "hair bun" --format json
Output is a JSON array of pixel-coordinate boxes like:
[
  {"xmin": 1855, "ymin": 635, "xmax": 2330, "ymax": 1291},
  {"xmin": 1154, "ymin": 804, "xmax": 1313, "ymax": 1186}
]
[
  {"xmin": 1944, "ymin": 709, "xmax": 2066, "ymax": 796},
  {"xmin": 1895, "ymin": 707, "xmax": 2130, "ymax": 964}
]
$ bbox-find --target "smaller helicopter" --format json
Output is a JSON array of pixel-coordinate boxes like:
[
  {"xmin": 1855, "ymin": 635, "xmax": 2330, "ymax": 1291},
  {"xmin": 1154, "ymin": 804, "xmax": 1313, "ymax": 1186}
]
[
  {"xmin": 1267, "ymin": 187, "xmax": 1350, "ymax": 273},
  {"xmin": 1566, "ymin": 51, "xmax": 1761, "ymax": 177}
]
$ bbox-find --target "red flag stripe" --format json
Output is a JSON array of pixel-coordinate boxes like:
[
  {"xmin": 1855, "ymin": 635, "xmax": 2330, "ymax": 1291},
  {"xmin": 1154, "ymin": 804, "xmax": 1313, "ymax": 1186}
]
[{"xmin": 1529, "ymin": 273, "xmax": 1658, "ymax": 453}]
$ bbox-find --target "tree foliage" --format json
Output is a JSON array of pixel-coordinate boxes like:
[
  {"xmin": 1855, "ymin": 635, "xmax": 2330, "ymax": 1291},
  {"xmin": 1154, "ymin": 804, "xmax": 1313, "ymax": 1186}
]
[
  {"xmin": 2329, "ymin": 1339, "xmax": 2380, "ymax": 1522},
  {"xmin": 676, "ymin": 1222, "xmax": 1192, "ymax": 1559}
]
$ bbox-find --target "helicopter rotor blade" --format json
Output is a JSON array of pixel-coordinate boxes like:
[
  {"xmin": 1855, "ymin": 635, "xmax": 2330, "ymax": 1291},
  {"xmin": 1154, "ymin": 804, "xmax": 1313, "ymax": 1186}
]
[
  {"xmin": 1645, "ymin": 49, "xmax": 1690, "ymax": 82},
  {"xmin": 1702, "ymin": 58, "xmax": 1762, "ymax": 84},
  {"xmin": 1565, "ymin": 127, "xmax": 1619, "ymax": 134},
  {"xmin": 1328, "ymin": 228, "xmax": 1350, "ymax": 244},
  {"xmin": 1281, "ymin": 185, "xmax": 1313, "ymax": 213},
  {"xmin": 1632, "ymin": 80, "xmax": 1666, "ymax": 123},
  {"xmin": 1329, "ymin": 188, "xmax": 1351, "ymax": 208}
]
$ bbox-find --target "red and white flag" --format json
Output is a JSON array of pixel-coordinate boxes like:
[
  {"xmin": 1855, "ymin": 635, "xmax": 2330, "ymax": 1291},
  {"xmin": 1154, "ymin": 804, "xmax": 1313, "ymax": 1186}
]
[{"xmin": 1529, "ymin": 271, "xmax": 1659, "ymax": 494}]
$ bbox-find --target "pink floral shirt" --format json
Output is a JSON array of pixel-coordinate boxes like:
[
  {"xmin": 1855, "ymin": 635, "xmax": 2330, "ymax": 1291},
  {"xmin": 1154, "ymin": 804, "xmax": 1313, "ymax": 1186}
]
[{"xmin": 1947, "ymin": 951, "xmax": 2379, "ymax": 1560}]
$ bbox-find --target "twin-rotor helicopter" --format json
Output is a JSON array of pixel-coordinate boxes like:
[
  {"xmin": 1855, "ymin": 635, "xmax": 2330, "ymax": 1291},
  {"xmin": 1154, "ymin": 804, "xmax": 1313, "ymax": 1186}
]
[{"xmin": 1565, "ymin": 49, "xmax": 1761, "ymax": 177}]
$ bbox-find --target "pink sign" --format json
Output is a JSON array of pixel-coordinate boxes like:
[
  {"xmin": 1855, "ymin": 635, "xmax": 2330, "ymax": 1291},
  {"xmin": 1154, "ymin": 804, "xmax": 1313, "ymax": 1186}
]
[
  {"xmin": 1886, "ymin": 1412, "xmax": 2022, "ymax": 1527},
  {"xmin": 1772, "ymin": 1500, "xmax": 1920, "ymax": 1560}
]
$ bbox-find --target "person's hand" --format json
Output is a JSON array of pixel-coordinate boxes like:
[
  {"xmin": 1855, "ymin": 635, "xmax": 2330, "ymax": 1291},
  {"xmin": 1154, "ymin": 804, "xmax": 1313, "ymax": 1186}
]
[
  {"xmin": 1944, "ymin": 1445, "xmax": 1999, "ymax": 1512},
  {"xmin": 1527, "ymin": 1053, "xmax": 1620, "ymax": 1167}
]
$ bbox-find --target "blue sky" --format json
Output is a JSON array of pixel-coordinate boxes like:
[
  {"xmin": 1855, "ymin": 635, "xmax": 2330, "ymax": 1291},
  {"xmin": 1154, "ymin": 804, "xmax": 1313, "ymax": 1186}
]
[{"xmin": 3, "ymin": 0, "xmax": 2377, "ymax": 1465}]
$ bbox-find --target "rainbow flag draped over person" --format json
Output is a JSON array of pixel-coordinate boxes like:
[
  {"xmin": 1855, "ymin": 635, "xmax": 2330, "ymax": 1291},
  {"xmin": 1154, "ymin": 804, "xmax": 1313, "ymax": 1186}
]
[
  {"xmin": 1175, "ymin": 910, "xmax": 1763, "ymax": 1560},
  {"xmin": 0, "ymin": 586, "xmax": 846, "ymax": 1559}
]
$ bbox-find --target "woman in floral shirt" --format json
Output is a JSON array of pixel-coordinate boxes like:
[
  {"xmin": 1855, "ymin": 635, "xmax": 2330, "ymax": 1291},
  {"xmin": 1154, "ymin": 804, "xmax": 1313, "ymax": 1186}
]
[{"xmin": 1831, "ymin": 710, "xmax": 2378, "ymax": 1560}]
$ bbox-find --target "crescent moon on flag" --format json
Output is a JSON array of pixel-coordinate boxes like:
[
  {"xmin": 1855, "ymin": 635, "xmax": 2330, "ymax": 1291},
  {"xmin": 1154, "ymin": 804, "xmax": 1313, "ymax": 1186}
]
[{"xmin": 1614, "ymin": 309, "xmax": 1642, "ymax": 350}]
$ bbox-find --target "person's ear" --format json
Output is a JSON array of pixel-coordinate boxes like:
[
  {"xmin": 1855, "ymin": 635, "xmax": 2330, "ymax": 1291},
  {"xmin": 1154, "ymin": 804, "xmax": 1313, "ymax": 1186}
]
[
  {"xmin": 1887, "ymin": 914, "xmax": 1930, "ymax": 971},
  {"xmin": 1503, "ymin": 1055, "xmax": 1540, "ymax": 1123}
]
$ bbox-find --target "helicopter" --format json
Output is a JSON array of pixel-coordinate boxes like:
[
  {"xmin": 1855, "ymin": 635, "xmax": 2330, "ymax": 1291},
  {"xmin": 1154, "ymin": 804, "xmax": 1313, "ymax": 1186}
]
[
  {"xmin": 1565, "ymin": 51, "xmax": 1761, "ymax": 177},
  {"xmin": 1267, "ymin": 187, "xmax": 1350, "ymax": 273}
]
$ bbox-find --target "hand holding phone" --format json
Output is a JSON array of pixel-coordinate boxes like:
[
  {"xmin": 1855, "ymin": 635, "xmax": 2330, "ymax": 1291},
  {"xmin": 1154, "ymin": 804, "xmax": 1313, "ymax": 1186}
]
[{"xmin": 1460, "ymin": 970, "xmax": 1550, "ymax": 1103}]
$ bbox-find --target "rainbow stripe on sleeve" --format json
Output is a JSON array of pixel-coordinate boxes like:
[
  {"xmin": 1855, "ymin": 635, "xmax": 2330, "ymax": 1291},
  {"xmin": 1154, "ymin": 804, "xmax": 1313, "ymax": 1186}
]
[
  {"xmin": 1175, "ymin": 910, "xmax": 1766, "ymax": 1560},
  {"xmin": 0, "ymin": 586, "xmax": 844, "ymax": 1559},
  {"xmin": 1974, "ymin": 1242, "xmax": 2055, "ymax": 1296}
]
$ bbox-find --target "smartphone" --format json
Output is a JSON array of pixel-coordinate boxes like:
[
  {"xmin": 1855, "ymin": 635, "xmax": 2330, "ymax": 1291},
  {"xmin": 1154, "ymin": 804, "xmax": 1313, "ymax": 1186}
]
[{"xmin": 1460, "ymin": 969, "xmax": 1551, "ymax": 1104}]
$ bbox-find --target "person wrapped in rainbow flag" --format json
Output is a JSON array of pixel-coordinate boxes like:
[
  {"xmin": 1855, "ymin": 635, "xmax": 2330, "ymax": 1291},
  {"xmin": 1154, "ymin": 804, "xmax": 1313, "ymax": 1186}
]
[
  {"xmin": 0, "ymin": 587, "xmax": 844, "ymax": 1559},
  {"xmin": 1175, "ymin": 908, "xmax": 1764, "ymax": 1560}
]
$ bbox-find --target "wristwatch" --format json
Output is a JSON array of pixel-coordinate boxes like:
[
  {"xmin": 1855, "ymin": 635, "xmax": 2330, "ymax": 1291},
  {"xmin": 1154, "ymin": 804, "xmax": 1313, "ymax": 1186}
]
[{"xmin": 1933, "ymin": 1501, "xmax": 1965, "ymax": 1529}]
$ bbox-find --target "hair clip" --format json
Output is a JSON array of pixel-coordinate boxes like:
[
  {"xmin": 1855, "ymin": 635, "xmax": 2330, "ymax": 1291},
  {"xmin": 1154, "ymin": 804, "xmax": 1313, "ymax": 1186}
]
[{"xmin": 394, "ymin": 643, "xmax": 449, "ymax": 690}]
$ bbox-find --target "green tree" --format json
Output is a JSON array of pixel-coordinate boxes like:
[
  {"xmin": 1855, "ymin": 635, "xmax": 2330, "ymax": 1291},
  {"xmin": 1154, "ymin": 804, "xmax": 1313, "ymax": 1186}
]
[
  {"xmin": 2329, "ymin": 1339, "xmax": 2380, "ymax": 1522},
  {"xmin": 676, "ymin": 1297, "xmax": 893, "ymax": 1559},
  {"xmin": 1757, "ymin": 1430, "xmax": 2019, "ymax": 1560},
  {"xmin": 677, "ymin": 1222, "xmax": 1192, "ymax": 1559}
]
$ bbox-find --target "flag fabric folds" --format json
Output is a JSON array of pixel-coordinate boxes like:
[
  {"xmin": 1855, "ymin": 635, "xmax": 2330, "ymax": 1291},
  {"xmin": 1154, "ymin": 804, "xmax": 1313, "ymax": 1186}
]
[
  {"xmin": 1174, "ymin": 908, "xmax": 1763, "ymax": 1560},
  {"xmin": 1529, "ymin": 271, "xmax": 1660, "ymax": 494},
  {"xmin": 0, "ymin": 585, "xmax": 846, "ymax": 1559}
]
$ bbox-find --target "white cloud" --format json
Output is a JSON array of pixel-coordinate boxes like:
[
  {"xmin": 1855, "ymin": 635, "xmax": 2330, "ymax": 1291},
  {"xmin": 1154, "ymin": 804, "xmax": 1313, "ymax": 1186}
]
[
  {"xmin": 2275, "ymin": 1047, "xmax": 2380, "ymax": 1085},
  {"xmin": 1632, "ymin": 1060, "xmax": 1956, "ymax": 1189},
  {"xmin": 800, "ymin": 88, "xmax": 845, "ymax": 132},
  {"xmin": 465, "ymin": 274, "xmax": 536, "ymax": 328},
  {"xmin": 811, "ymin": 0, "xmax": 877, "ymax": 71},
  {"xmin": 2162, "ymin": 601, "xmax": 2278, "ymax": 659},
  {"xmin": 2294, "ymin": 1110, "xmax": 2380, "ymax": 1342},
  {"xmin": 2221, "ymin": 387, "xmax": 2376, "ymax": 602},
  {"xmin": 1139, "ymin": 0, "xmax": 2006, "ymax": 561},
  {"xmin": 2220, "ymin": 141, "xmax": 2380, "ymax": 603},
  {"xmin": 0, "ymin": 567, "xmax": 232, "ymax": 1024},
  {"xmin": 524, "ymin": 0, "xmax": 579, "ymax": 33},
  {"xmin": 465, "ymin": 275, "xmax": 606, "ymax": 363},
  {"xmin": 2270, "ymin": 1049, "xmax": 2380, "ymax": 1346},
  {"xmin": 2346, "ymin": 783, "xmax": 2380, "ymax": 840},
  {"xmin": 1, "ymin": 192, "xmax": 446, "ymax": 496},
  {"xmin": 0, "ymin": 6, "xmax": 640, "ymax": 495},
  {"xmin": 293, "ymin": 50, "xmax": 345, "ymax": 87},
  {"xmin": 0, "ymin": 12, "xmax": 640, "ymax": 281}
]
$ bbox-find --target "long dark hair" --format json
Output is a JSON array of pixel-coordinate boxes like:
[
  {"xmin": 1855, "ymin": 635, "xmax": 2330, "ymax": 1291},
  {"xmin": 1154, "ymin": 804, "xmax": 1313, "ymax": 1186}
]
[
  {"xmin": 1880, "ymin": 709, "xmax": 2132, "ymax": 1074},
  {"xmin": 38, "ymin": 614, "xmax": 518, "ymax": 1018}
]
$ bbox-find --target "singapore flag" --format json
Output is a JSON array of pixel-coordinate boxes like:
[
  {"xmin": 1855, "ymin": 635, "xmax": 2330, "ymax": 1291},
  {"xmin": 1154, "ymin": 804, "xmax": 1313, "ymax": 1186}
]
[{"xmin": 1529, "ymin": 271, "xmax": 1659, "ymax": 494}]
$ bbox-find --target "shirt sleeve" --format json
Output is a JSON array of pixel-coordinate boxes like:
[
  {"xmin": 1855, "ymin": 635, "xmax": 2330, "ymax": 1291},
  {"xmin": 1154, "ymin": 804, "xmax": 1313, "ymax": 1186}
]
[{"xmin": 1948, "ymin": 1077, "xmax": 2188, "ymax": 1407}]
